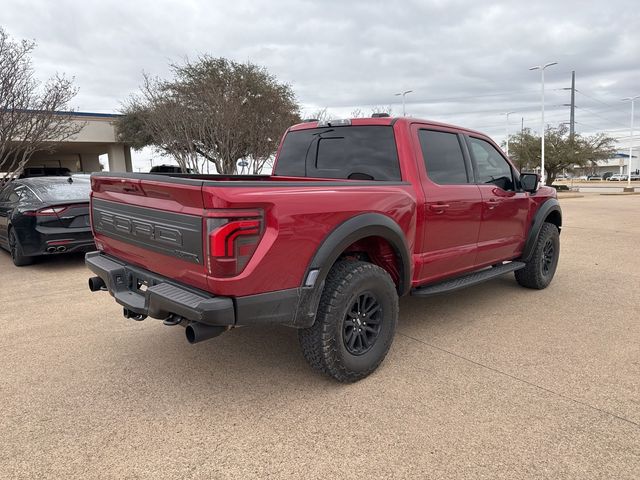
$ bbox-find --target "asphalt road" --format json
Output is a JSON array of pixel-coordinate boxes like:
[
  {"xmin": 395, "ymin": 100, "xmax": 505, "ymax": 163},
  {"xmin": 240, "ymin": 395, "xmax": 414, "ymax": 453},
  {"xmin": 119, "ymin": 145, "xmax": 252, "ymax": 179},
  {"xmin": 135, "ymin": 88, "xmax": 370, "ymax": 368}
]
[{"xmin": 1, "ymin": 194, "xmax": 639, "ymax": 479}]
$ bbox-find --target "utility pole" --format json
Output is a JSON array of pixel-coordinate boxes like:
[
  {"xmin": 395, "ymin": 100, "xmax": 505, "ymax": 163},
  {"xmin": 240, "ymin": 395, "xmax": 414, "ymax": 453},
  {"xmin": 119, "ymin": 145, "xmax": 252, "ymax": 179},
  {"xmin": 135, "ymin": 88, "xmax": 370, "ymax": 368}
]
[
  {"xmin": 569, "ymin": 70, "xmax": 575, "ymax": 142},
  {"xmin": 562, "ymin": 74, "xmax": 577, "ymax": 132},
  {"xmin": 562, "ymin": 71, "xmax": 576, "ymax": 176}
]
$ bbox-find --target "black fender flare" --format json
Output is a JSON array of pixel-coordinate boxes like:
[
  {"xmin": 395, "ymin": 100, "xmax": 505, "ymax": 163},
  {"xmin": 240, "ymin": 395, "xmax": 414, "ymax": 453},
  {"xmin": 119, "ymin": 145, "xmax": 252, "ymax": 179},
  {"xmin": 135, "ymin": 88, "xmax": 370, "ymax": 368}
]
[
  {"xmin": 292, "ymin": 213, "xmax": 412, "ymax": 327},
  {"xmin": 520, "ymin": 198, "xmax": 562, "ymax": 262}
]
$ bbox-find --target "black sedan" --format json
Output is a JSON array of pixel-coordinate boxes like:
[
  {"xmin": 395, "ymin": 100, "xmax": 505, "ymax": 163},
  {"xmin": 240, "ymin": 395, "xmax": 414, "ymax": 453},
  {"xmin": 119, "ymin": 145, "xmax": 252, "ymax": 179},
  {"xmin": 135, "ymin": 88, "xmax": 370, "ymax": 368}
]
[{"xmin": 0, "ymin": 176, "xmax": 94, "ymax": 266}]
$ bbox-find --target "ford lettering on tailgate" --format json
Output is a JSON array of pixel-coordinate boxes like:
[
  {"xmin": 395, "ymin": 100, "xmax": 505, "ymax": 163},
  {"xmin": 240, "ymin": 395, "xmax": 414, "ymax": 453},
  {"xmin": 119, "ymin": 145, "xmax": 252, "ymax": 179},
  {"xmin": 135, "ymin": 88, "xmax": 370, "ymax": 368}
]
[{"xmin": 92, "ymin": 198, "xmax": 203, "ymax": 264}]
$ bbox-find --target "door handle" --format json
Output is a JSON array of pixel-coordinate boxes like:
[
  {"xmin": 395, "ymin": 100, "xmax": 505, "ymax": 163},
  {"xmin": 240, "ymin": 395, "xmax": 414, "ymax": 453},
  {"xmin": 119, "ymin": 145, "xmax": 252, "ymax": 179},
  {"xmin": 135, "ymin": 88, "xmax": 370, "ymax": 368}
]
[
  {"xmin": 487, "ymin": 198, "xmax": 501, "ymax": 210},
  {"xmin": 428, "ymin": 203, "xmax": 450, "ymax": 214}
]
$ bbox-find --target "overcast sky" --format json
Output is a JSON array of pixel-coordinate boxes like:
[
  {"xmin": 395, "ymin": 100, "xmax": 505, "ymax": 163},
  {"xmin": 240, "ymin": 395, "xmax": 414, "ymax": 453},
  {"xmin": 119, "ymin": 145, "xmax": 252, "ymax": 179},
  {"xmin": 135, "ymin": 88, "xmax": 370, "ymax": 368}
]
[{"xmin": 3, "ymin": 0, "xmax": 639, "ymax": 170}]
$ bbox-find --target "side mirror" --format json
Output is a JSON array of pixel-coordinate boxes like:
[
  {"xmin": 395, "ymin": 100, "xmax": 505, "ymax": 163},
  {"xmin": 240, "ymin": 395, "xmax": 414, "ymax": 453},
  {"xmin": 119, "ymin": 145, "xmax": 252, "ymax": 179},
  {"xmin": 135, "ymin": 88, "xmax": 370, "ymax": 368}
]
[{"xmin": 520, "ymin": 173, "xmax": 539, "ymax": 193}]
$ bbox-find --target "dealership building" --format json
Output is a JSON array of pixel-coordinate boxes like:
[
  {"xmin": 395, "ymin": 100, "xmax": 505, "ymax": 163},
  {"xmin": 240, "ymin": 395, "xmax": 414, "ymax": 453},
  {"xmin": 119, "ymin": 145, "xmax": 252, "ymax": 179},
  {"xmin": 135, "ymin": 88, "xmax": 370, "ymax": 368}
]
[
  {"xmin": 574, "ymin": 152, "xmax": 639, "ymax": 177},
  {"xmin": 20, "ymin": 111, "xmax": 133, "ymax": 174}
]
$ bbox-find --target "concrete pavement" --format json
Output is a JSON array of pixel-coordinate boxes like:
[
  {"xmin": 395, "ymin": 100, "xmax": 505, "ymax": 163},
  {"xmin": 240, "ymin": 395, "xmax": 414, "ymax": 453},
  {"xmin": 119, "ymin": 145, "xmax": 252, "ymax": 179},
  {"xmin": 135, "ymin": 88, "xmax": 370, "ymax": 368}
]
[{"xmin": 1, "ymin": 194, "xmax": 639, "ymax": 479}]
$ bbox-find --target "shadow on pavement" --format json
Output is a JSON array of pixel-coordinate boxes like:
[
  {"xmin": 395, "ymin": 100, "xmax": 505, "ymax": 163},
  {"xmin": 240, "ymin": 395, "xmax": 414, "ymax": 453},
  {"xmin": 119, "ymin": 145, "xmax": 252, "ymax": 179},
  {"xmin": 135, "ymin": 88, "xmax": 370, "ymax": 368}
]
[{"xmin": 20, "ymin": 251, "xmax": 87, "ymax": 272}]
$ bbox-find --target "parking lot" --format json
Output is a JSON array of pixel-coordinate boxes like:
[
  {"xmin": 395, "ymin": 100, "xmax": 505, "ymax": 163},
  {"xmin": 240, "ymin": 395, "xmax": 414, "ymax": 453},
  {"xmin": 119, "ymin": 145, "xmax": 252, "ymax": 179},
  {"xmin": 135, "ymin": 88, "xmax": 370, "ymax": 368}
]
[{"xmin": 1, "ymin": 194, "xmax": 639, "ymax": 479}]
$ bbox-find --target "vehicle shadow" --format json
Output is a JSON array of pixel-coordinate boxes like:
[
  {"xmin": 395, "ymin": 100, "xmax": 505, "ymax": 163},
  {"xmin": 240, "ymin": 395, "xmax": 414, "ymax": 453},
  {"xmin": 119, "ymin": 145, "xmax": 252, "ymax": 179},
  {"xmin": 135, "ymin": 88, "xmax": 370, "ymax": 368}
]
[
  {"xmin": 116, "ymin": 322, "xmax": 343, "ymax": 397},
  {"xmin": 398, "ymin": 275, "xmax": 520, "ymax": 332},
  {"xmin": 114, "ymin": 276, "xmax": 521, "ymax": 397},
  {"xmin": 26, "ymin": 252, "xmax": 87, "ymax": 271}
]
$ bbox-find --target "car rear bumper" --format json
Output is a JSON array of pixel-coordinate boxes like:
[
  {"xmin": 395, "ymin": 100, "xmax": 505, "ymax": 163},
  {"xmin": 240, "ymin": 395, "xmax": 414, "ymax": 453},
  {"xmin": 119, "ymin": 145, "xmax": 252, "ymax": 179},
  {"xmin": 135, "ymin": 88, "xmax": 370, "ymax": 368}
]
[
  {"xmin": 17, "ymin": 225, "xmax": 95, "ymax": 256},
  {"xmin": 85, "ymin": 251, "xmax": 302, "ymax": 327}
]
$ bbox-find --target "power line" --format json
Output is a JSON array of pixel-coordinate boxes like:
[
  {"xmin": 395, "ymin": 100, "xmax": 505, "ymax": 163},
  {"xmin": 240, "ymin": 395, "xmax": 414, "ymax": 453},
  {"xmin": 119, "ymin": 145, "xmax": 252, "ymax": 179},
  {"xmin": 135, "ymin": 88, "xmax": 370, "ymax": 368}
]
[
  {"xmin": 423, "ymin": 105, "xmax": 541, "ymax": 117},
  {"xmin": 576, "ymin": 106, "xmax": 628, "ymax": 128},
  {"xmin": 410, "ymin": 88, "xmax": 551, "ymax": 105},
  {"xmin": 574, "ymin": 121, "xmax": 634, "ymax": 139},
  {"xmin": 575, "ymin": 88, "xmax": 617, "ymax": 109},
  {"xmin": 575, "ymin": 89, "xmax": 627, "ymax": 113}
]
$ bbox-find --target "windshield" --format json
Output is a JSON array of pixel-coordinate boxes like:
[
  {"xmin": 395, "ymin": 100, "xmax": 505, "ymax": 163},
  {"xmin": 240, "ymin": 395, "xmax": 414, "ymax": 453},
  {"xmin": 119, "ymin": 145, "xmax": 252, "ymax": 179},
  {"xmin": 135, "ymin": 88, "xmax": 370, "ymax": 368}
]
[
  {"xmin": 27, "ymin": 180, "xmax": 91, "ymax": 202},
  {"xmin": 274, "ymin": 125, "xmax": 401, "ymax": 181}
]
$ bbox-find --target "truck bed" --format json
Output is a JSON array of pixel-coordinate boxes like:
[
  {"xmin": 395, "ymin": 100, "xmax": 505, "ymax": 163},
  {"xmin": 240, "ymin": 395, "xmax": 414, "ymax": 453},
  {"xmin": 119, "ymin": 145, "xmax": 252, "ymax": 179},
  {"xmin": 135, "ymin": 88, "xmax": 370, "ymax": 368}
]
[{"xmin": 89, "ymin": 172, "xmax": 416, "ymax": 297}]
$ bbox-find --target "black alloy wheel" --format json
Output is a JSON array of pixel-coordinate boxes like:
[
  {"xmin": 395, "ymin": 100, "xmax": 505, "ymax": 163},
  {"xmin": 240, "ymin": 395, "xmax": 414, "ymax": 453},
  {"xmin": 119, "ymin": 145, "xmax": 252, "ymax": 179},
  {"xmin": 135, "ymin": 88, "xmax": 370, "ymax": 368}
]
[
  {"xmin": 343, "ymin": 291, "xmax": 382, "ymax": 356},
  {"xmin": 541, "ymin": 239, "xmax": 555, "ymax": 277}
]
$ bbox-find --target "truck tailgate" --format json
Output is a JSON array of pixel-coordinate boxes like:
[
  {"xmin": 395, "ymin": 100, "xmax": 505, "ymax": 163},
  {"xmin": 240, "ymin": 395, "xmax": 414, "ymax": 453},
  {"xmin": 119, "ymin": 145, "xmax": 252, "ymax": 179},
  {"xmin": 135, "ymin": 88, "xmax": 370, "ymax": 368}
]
[{"xmin": 90, "ymin": 175, "xmax": 210, "ymax": 291}]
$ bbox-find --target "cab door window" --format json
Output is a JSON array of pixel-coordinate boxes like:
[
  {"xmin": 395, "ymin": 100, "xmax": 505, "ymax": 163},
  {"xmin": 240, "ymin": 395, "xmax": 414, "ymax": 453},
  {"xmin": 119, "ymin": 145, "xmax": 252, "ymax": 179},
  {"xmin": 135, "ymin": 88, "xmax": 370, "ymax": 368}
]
[
  {"xmin": 418, "ymin": 129, "xmax": 470, "ymax": 184},
  {"xmin": 468, "ymin": 137, "xmax": 515, "ymax": 191}
]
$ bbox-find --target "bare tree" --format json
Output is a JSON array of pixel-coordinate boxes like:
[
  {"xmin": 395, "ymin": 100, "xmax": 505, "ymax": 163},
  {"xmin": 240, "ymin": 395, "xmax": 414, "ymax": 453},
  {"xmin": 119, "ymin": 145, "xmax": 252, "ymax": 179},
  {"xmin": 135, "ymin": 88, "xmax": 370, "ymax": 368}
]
[
  {"xmin": 0, "ymin": 28, "xmax": 82, "ymax": 183},
  {"xmin": 344, "ymin": 106, "xmax": 395, "ymax": 119},
  {"xmin": 118, "ymin": 56, "xmax": 300, "ymax": 174},
  {"xmin": 307, "ymin": 107, "xmax": 332, "ymax": 122},
  {"xmin": 370, "ymin": 105, "xmax": 393, "ymax": 116}
]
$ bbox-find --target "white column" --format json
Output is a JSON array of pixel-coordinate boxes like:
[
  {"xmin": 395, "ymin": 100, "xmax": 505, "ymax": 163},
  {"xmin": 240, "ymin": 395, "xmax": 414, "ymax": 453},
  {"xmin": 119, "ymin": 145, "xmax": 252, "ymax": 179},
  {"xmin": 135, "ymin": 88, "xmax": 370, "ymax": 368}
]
[
  {"xmin": 124, "ymin": 145, "xmax": 133, "ymax": 172},
  {"xmin": 107, "ymin": 144, "xmax": 127, "ymax": 172}
]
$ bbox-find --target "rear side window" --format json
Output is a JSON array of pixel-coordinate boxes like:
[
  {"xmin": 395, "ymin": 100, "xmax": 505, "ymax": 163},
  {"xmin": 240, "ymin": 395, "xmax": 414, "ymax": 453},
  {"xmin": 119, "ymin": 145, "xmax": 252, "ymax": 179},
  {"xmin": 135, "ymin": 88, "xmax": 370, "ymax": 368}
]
[
  {"xmin": 418, "ymin": 130, "xmax": 469, "ymax": 184},
  {"xmin": 13, "ymin": 185, "xmax": 37, "ymax": 202},
  {"xmin": 468, "ymin": 137, "xmax": 515, "ymax": 191},
  {"xmin": 26, "ymin": 180, "xmax": 91, "ymax": 202},
  {"xmin": 275, "ymin": 126, "xmax": 401, "ymax": 181}
]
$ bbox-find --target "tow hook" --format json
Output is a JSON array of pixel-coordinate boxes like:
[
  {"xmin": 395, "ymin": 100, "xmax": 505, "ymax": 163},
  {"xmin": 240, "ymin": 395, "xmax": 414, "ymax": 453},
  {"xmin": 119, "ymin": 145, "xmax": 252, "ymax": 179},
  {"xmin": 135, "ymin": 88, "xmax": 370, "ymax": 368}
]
[
  {"xmin": 163, "ymin": 314, "xmax": 184, "ymax": 326},
  {"xmin": 123, "ymin": 308, "xmax": 147, "ymax": 321}
]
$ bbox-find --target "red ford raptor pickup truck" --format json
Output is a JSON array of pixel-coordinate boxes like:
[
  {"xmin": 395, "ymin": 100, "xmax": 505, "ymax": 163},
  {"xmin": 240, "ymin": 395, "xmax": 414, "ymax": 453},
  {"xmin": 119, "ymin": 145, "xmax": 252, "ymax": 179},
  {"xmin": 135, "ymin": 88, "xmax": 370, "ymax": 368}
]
[{"xmin": 86, "ymin": 116, "xmax": 561, "ymax": 382}]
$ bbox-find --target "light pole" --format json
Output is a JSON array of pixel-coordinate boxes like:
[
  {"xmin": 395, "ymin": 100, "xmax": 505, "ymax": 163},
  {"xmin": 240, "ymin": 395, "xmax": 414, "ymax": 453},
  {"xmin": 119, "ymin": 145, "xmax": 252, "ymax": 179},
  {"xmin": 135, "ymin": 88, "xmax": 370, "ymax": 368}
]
[
  {"xmin": 529, "ymin": 62, "xmax": 557, "ymax": 184},
  {"xmin": 502, "ymin": 111, "xmax": 515, "ymax": 157},
  {"xmin": 395, "ymin": 90, "xmax": 413, "ymax": 117},
  {"xmin": 622, "ymin": 95, "xmax": 639, "ymax": 188}
]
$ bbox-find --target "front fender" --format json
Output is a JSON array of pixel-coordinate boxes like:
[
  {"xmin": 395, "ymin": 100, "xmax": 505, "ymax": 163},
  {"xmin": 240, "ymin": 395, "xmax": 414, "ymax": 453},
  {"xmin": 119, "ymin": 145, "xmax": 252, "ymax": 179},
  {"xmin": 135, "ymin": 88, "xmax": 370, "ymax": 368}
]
[{"xmin": 520, "ymin": 198, "xmax": 562, "ymax": 262}]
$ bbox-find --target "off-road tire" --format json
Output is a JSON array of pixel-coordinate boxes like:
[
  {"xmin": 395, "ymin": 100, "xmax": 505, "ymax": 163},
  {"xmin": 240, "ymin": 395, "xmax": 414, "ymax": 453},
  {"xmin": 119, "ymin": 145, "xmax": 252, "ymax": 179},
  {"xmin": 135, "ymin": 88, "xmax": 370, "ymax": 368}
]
[
  {"xmin": 298, "ymin": 260, "xmax": 399, "ymax": 383},
  {"xmin": 515, "ymin": 222, "xmax": 559, "ymax": 289},
  {"xmin": 8, "ymin": 228, "xmax": 33, "ymax": 267}
]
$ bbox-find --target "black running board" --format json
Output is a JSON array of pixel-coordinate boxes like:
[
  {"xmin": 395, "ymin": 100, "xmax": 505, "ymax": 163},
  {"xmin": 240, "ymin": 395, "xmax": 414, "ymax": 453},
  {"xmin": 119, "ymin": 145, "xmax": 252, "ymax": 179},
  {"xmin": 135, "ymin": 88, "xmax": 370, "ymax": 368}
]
[{"xmin": 411, "ymin": 262, "xmax": 526, "ymax": 297}]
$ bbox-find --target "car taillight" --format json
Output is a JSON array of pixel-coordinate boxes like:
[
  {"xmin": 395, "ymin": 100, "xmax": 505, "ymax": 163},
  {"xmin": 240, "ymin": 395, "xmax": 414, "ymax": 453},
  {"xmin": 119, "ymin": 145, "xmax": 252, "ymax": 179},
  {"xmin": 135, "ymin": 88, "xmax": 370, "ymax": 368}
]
[
  {"xmin": 206, "ymin": 212, "xmax": 264, "ymax": 278},
  {"xmin": 24, "ymin": 206, "xmax": 69, "ymax": 216}
]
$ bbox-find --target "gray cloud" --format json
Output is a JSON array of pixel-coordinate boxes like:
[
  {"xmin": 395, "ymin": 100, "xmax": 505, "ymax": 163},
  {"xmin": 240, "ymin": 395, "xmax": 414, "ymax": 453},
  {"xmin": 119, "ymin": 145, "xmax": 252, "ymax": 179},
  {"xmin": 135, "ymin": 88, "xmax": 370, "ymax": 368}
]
[{"xmin": 3, "ymin": 0, "xmax": 639, "ymax": 158}]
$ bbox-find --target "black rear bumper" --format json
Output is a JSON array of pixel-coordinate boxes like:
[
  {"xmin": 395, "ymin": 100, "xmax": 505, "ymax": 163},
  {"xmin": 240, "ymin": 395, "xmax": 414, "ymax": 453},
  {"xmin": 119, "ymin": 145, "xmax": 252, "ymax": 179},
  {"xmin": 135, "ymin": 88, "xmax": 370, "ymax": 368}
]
[
  {"xmin": 85, "ymin": 252, "xmax": 302, "ymax": 327},
  {"xmin": 86, "ymin": 251, "xmax": 235, "ymax": 325},
  {"xmin": 17, "ymin": 225, "xmax": 94, "ymax": 256}
]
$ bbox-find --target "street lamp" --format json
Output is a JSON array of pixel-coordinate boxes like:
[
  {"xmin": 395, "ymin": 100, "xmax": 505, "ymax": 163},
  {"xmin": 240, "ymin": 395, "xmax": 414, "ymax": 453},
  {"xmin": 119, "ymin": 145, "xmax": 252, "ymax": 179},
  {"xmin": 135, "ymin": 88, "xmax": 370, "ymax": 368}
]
[
  {"xmin": 502, "ymin": 111, "xmax": 516, "ymax": 157},
  {"xmin": 394, "ymin": 90, "xmax": 413, "ymax": 117},
  {"xmin": 529, "ymin": 62, "xmax": 558, "ymax": 183},
  {"xmin": 622, "ymin": 95, "xmax": 639, "ymax": 188}
]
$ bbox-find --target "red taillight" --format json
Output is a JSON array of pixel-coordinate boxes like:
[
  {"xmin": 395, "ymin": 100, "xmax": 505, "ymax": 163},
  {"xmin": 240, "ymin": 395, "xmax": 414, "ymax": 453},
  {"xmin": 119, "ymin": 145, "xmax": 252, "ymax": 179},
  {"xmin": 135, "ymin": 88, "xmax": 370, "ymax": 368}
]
[
  {"xmin": 206, "ymin": 213, "xmax": 263, "ymax": 278},
  {"xmin": 24, "ymin": 206, "xmax": 69, "ymax": 217}
]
